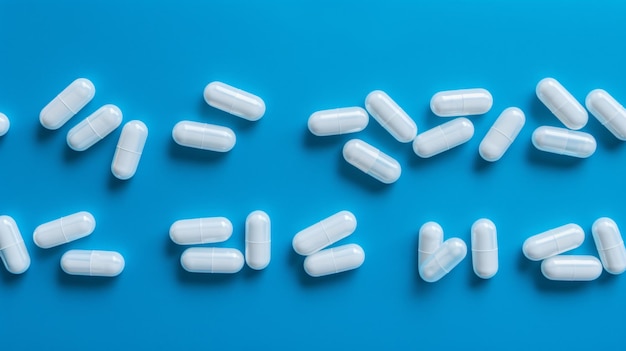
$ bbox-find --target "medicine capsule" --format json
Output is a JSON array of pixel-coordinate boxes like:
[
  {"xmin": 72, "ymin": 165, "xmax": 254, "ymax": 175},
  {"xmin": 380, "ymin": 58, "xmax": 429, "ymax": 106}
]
[
  {"xmin": 418, "ymin": 222, "xmax": 443, "ymax": 267},
  {"xmin": 592, "ymin": 217, "xmax": 626, "ymax": 274},
  {"xmin": 40, "ymin": 78, "xmax": 95, "ymax": 130},
  {"xmin": 0, "ymin": 216, "xmax": 30, "ymax": 274},
  {"xmin": 292, "ymin": 210, "xmax": 357, "ymax": 256},
  {"xmin": 33, "ymin": 211, "xmax": 96, "ymax": 249},
  {"xmin": 303, "ymin": 244, "xmax": 365, "ymax": 277},
  {"xmin": 536, "ymin": 78, "xmax": 588, "ymax": 130},
  {"xmin": 111, "ymin": 120, "xmax": 148, "ymax": 180},
  {"xmin": 522, "ymin": 223, "xmax": 584, "ymax": 261},
  {"xmin": 365, "ymin": 90, "xmax": 417, "ymax": 143},
  {"xmin": 169, "ymin": 217, "xmax": 232, "ymax": 245},
  {"xmin": 531, "ymin": 126, "xmax": 596, "ymax": 158},
  {"xmin": 67, "ymin": 104, "xmax": 123, "ymax": 151},
  {"xmin": 0, "ymin": 112, "xmax": 10, "ymax": 136},
  {"xmin": 307, "ymin": 107, "xmax": 369, "ymax": 136},
  {"xmin": 172, "ymin": 121, "xmax": 236, "ymax": 152},
  {"xmin": 585, "ymin": 89, "xmax": 626, "ymax": 140},
  {"xmin": 413, "ymin": 117, "xmax": 474, "ymax": 158},
  {"xmin": 541, "ymin": 255, "xmax": 602, "ymax": 281},
  {"xmin": 180, "ymin": 247, "xmax": 244, "ymax": 274},
  {"xmin": 419, "ymin": 238, "xmax": 467, "ymax": 283},
  {"xmin": 203, "ymin": 81, "xmax": 265, "ymax": 121},
  {"xmin": 430, "ymin": 88, "xmax": 493, "ymax": 117},
  {"xmin": 245, "ymin": 210, "xmax": 271, "ymax": 270},
  {"xmin": 471, "ymin": 218, "xmax": 498, "ymax": 279},
  {"xmin": 61, "ymin": 250, "xmax": 125, "ymax": 277},
  {"xmin": 479, "ymin": 107, "xmax": 526, "ymax": 162},
  {"xmin": 342, "ymin": 139, "xmax": 401, "ymax": 184}
]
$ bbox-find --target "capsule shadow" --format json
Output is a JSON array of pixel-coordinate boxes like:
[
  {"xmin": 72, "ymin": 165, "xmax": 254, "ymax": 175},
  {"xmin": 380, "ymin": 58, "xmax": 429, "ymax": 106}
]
[
  {"xmin": 517, "ymin": 251, "xmax": 534, "ymax": 273},
  {"xmin": 108, "ymin": 173, "xmax": 130, "ymax": 191},
  {"xmin": 532, "ymin": 270, "xmax": 592, "ymax": 293},
  {"xmin": 406, "ymin": 141, "xmax": 468, "ymax": 170},
  {"xmin": 168, "ymin": 140, "xmax": 231, "ymax": 163},
  {"xmin": 196, "ymin": 99, "xmax": 256, "ymax": 133},
  {"xmin": 35, "ymin": 120, "xmax": 58, "ymax": 143},
  {"xmin": 164, "ymin": 231, "xmax": 181, "ymax": 258},
  {"xmin": 33, "ymin": 244, "xmax": 66, "ymax": 260},
  {"xmin": 62, "ymin": 135, "xmax": 115, "ymax": 164},
  {"xmin": 584, "ymin": 117, "xmax": 622, "ymax": 151},
  {"xmin": 473, "ymin": 152, "xmax": 492, "ymax": 172},
  {"xmin": 525, "ymin": 142, "xmax": 583, "ymax": 169},
  {"xmin": 0, "ymin": 267, "xmax": 26, "ymax": 285},
  {"xmin": 528, "ymin": 93, "xmax": 556, "ymax": 125},
  {"xmin": 596, "ymin": 270, "xmax": 619, "ymax": 286},
  {"xmin": 302, "ymin": 127, "xmax": 346, "ymax": 149},
  {"xmin": 287, "ymin": 245, "xmax": 358, "ymax": 287},
  {"xmin": 56, "ymin": 266, "xmax": 120, "ymax": 288},
  {"xmin": 176, "ymin": 262, "xmax": 240, "ymax": 285},
  {"xmin": 337, "ymin": 152, "xmax": 390, "ymax": 193}
]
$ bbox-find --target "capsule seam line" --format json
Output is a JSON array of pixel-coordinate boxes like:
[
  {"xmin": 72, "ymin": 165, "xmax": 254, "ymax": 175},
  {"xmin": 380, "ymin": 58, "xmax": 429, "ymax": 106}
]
[
  {"xmin": 227, "ymin": 90, "xmax": 240, "ymax": 115},
  {"xmin": 116, "ymin": 145, "xmax": 142, "ymax": 155},
  {"xmin": 59, "ymin": 217, "xmax": 69, "ymax": 242},
  {"xmin": 320, "ymin": 222, "xmax": 332, "ymax": 246},
  {"xmin": 553, "ymin": 235, "xmax": 561, "ymax": 253},
  {"xmin": 199, "ymin": 219, "xmax": 205, "ymax": 243},
  {"xmin": 58, "ymin": 96, "xmax": 77, "ymax": 114},
  {"xmin": 331, "ymin": 249, "xmax": 338, "ymax": 273},
  {"xmin": 471, "ymin": 248, "xmax": 498, "ymax": 252},
  {"xmin": 210, "ymin": 248, "xmax": 214, "ymax": 273},
  {"xmin": 0, "ymin": 241, "xmax": 19, "ymax": 251},
  {"xmin": 599, "ymin": 241, "xmax": 624, "ymax": 251},
  {"xmin": 435, "ymin": 255, "xmax": 449, "ymax": 274},
  {"xmin": 440, "ymin": 126, "xmax": 450, "ymax": 150},
  {"xmin": 89, "ymin": 251, "xmax": 94, "ymax": 276},
  {"xmin": 246, "ymin": 240, "xmax": 271, "ymax": 244},
  {"xmin": 491, "ymin": 126, "xmax": 513, "ymax": 142},
  {"xmin": 86, "ymin": 118, "xmax": 104, "ymax": 139}
]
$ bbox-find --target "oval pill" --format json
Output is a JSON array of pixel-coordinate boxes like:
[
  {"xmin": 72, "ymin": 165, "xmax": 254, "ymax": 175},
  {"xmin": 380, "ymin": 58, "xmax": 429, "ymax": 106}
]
[
  {"xmin": 169, "ymin": 217, "xmax": 233, "ymax": 245},
  {"xmin": 0, "ymin": 216, "xmax": 30, "ymax": 274},
  {"xmin": 303, "ymin": 244, "xmax": 365, "ymax": 277},
  {"xmin": 111, "ymin": 120, "xmax": 148, "ymax": 180},
  {"xmin": 180, "ymin": 247, "xmax": 244, "ymax": 274},
  {"xmin": 413, "ymin": 117, "xmax": 474, "ymax": 158},
  {"xmin": 471, "ymin": 218, "xmax": 498, "ymax": 279},
  {"xmin": 531, "ymin": 126, "xmax": 596, "ymax": 158},
  {"xmin": 585, "ymin": 89, "xmax": 626, "ymax": 140},
  {"xmin": 61, "ymin": 250, "xmax": 125, "ymax": 277},
  {"xmin": 172, "ymin": 121, "xmax": 236, "ymax": 152},
  {"xmin": 419, "ymin": 238, "xmax": 467, "ymax": 283},
  {"xmin": 292, "ymin": 210, "xmax": 357, "ymax": 256},
  {"xmin": 245, "ymin": 210, "xmax": 271, "ymax": 270},
  {"xmin": 522, "ymin": 223, "xmax": 584, "ymax": 261},
  {"xmin": 536, "ymin": 77, "xmax": 588, "ymax": 130},
  {"xmin": 479, "ymin": 107, "xmax": 526, "ymax": 162},
  {"xmin": 592, "ymin": 217, "xmax": 626, "ymax": 275},
  {"xmin": 203, "ymin": 81, "xmax": 265, "ymax": 121},
  {"xmin": 67, "ymin": 104, "xmax": 123, "ymax": 151},
  {"xmin": 418, "ymin": 222, "xmax": 443, "ymax": 267},
  {"xmin": 0, "ymin": 113, "xmax": 10, "ymax": 136},
  {"xmin": 342, "ymin": 139, "xmax": 401, "ymax": 184},
  {"xmin": 365, "ymin": 90, "xmax": 417, "ymax": 143},
  {"xmin": 430, "ymin": 88, "xmax": 493, "ymax": 117},
  {"xmin": 541, "ymin": 255, "xmax": 602, "ymax": 281},
  {"xmin": 40, "ymin": 78, "xmax": 95, "ymax": 130},
  {"xmin": 33, "ymin": 211, "xmax": 96, "ymax": 249},
  {"xmin": 307, "ymin": 107, "xmax": 369, "ymax": 136}
]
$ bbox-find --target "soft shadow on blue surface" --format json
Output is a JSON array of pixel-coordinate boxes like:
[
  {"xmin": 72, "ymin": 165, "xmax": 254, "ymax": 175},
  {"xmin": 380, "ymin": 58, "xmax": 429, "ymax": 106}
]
[
  {"xmin": 108, "ymin": 173, "xmax": 130, "ymax": 191},
  {"xmin": 585, "ymin": 117, "xmax": 623, "ymax": 151},
  {"xmin": 57, "ymin": 267, "xmax": 121, "ymax": 288},
  {"xmin": 406, "ymin": 141, "xmax": 471, "ymax": 169},
  {"xmin": 0, "ymin": 267, "xmax": 25, "ymax": 285},
  {"xmin": 525, "ymin": 142, "xmax": 585, "ymax": 169},
  {"xmin": 473, "ymin": 152, "xmax": 493, "ymax": 172},
  {"xmin": 35, "ymin": 121, "xmax": 57, "ymax": 143},
  {"xmin": 287, "ymin": 243, "xmax": 359, "ymax": 287},
  {"xmin": 63, "ymin": 136, "xmax": 114, "ymax": 164},
  {"xmin": 168, "ymin": 140, "xmax": 232, "ymax": 163},
  {"xmin": 528, "ymin": 93, "xmax": 557, "ymax": 125},
  {"xmin": 176, "ymin": 263, "xmax": 240, "ymax": 285},
  {"xmin": 517, "ymin": 252, "xmax": 591, "ymax": 293},
  {"xmin": 302, "ymin": 128, "xmax": 346, "ymax": 149}
]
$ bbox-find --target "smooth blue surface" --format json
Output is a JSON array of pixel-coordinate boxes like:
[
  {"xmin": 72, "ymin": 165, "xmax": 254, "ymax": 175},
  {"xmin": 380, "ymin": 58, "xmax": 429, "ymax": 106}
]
[{"xmin": 1, "ymin": 0, "xmax": 625, "ymax": 349}]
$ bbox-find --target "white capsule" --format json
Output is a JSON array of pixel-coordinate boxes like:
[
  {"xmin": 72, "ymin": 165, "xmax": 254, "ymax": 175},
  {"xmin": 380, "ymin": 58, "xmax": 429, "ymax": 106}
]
[
  {"xmin": 536, "ymin": 78, "xmax": 588, "ymax": 130},
  {"xmin": 413, "ymin": 117, "xmax": 474, "ymax": 158},
  {"xmin": 180, "ymin": 247, "xmax": 244, "ymax": 274},
  {"xmin": 531, "ymin": 126, "xmax": 596, "ymax": 158},
  {"xmin": 592, "ymin": 217, "xmax": 626, "ymax": 275},
  {"xmin": 418, "ymin": 222, "xmax": 443, "ymax": 267},
  {"xmin": 245, "ymin": 210, "xmax": 271, "ymax": 270},
  {"xmin": 307, "ymin": 107, "xmax": 369, "ymax": 136},
  {"xmin": 430, "ymin": 88, "xmax": 493, "ymax": 117},
  {"xmin": 67, "ymin": 104, "xmax": 123, "ymax": 151},
  {"xmin": 365, "ymin": 90, "xmax": 417, "ymax": 143},
  {"xmin": 111, "ymin": 120, "xmax": 148, "ymax": 180},
  {"xmin": 40, "ymin": 78, "xmax": 95, "ymax": 130},
  {"xmin": 419, "ymin": 238, "xmax": 467, "ymax": 283},
  {"xmin": 172, "ymin": 121, "xmax": 236, "ymax": 152},
  {"xmin": 292, "ymin": 210, "xmax": 357, "ymax": 256},
  {"xmin": 203, "ymin": 81, "xmax": 265, "ymax": 121},
  {"xmin": 541, "ymin": 255, "xmax": 602, "ymax": 281},
  {"xmin": 522, "ymin": 223, "xmax": 584, "ymax": 261},
  {"xmin": 342, "ymin": 139, "xmax": 401, "ymax": 184},
  {"xmin": 304, "ymin": 244, "xmax": 365, "ymax": 277},
  {"xmin": 169, "ymin": 217, "xmax": 232, "ymax": 245},
  {"xmin": 471, "ymin": 219, "xmax": 498, "ymax": 279},
  {"xmin": 479, "ymin": 107, "xmax": 526, "ymax": 162},
  {"xmin": 585, "ymin": 89, "xmax": 626, "ymax": 140},
  {"xmin": 33, "ymin": 211, "xmax": 96, "ymax": 249},
  {"xmin": 61, "ymin": 250, "xmax": 125, "ymax": 277},
  {"xmin": 0, "ymin": 216, "xmax": 30, "ymax": 274},
  {"xmin": 0, "ymin": 113, "xmax": 10, "ymax": 136}
]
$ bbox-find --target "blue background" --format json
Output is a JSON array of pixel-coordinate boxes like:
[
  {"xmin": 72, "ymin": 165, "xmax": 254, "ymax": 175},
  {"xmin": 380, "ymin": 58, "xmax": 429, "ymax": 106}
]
[{"xmin": 1, "ymin": 0, "xmax": 625, "ymax": 349}]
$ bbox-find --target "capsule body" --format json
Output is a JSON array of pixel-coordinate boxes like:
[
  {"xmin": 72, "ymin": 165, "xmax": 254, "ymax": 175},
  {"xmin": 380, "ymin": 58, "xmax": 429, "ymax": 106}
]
[
  {"xmin": 413, "ymin": 117, "xmax": 474, "ymax": 158},
  {"xmin": 111, "ymin": 120, "xmax": 148, "ymax": 180},
  {"xmin": 541, "ymin": 255, "xmax": 602, "ymax": 281},
  {"xmin": 585, "ymin": 89, "xmax": 626, "ymax": 140},
  {"xmin": 592, "ymin": 217, "xmax": 626, "ymax": 274},
  {"xmin": 532, "ymin": 126, "xmax": 596, "ymax": 158},
  {"xmin": 471, "ymin": 219, "xmax": 498, "ymax": 279},
  {"xmin": 430, "ymin": 88, "xmax": 493, "ymax": 117},
  {"xmin": 536, "ymin": 78, "xmax": 588, "ymax": 130},
  {"xmin": 67, "ymin": 104, "xmax": 123, "ymax": 151},
  {"xmin": 40, "ymin": 78, "xmax": 95, "ymax": 130},
  {"xmin": 308, "ymin": 107, "xmax": 369, "ymax": 136},
  {"xmin": 419, "ymin": 238, "xmax": 467, "ymax": 283},
  {"xmin": 365, "ymin": 90, "xmax": 417, "ymax": 142},
  {"xmin": 342, "ymin": 139, "xmax": 401, "ymax": 184},
  {"xmin": 0, "ymin": 216, "xmax": 30, "ymax": 274},
  {"xmin": 172, "ymin": 121, "xmax": 236, "ymax": 152},
  {"xmin": 522, "ymin": 223, "xmax": 584, "ymax": 261},
  {"xmin": 203, "ymin": 81, "xmax": 265, "ymax": 121},
  {"xmin": 169, "ymin": 217, "xmax": 232, "ymax": 245},
  {"xmin": 61, "ymin": 250, "xmax": 124, "ymax": 277},
  {"xmin": 292, "ymin": 211, "xmax": 357, "ymax": 256},
  {"xmin": 304, "ymin": 244, "xmax": 365, "ymax": 277},
  {"xmin": 245, "ymin": 210, "xmax": 271, "ymax": 270},
  {"xmin": 479, "ymin": 107, "xmax": 526, "ymax": 162},
  {"xmin": 180, "ymin": 247, "xmax": 244, "ymax": 274},
  {"xmin": 418, "ymin": 222, "xmax": 444, "ymax": 267},
  {"xmin": 33, "ymin": 211, "xmax": 96, "ymax": 249},
  {"xmin": 0, "ymin": 113, "xmax": 10, "ymax": 136}
]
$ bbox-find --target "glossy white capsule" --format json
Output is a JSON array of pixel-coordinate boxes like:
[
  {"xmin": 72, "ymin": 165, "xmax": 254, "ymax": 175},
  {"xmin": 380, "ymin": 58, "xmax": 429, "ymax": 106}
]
[
  {"xmin": 0, "ymin": 216, "xmax": 30, "ymax": 274},
  {"xmin": 430, "ymin": 88, "xmax": 493, "ymax": 117},
  {"xmin": 592, "ymin": 217, "xmax": 626, "ymax": 274},
  {"xmin": 172, "ymin": 121, "xmax": 236, "ymax": 152},
  {"xmin": 40, "ymin": 78, "xmax": 95, "ymax": 130},
  {"xmin": 541, "ymin": 255, "xmax": 602, "ymax": 281},
  {"xmin": 479, "ymin": 107, "xmax": 526, "ymax": 162},
  {"xmin": 365, "ymin": 90, "xmax": 417, "ymax": 143},
  {"xmin": 585, "ymin": 89, "xmax": 626, "ymax": 140},
  {"xmin": 203, "ymin": 81, "xmax": 265, "ymax": 121},
  {"xmin": 0, "ymin": 113, "xmax": 10, "ymax": 136},
  {"xmin": 342, "ymin": 139, "xmax": 401, "ymax": 184},
  {"xmin": 61, "ymin": 250, "xmax": 125, "ymax": 277},
  {"xmin": 111, "ymin": 120, "xmax": 148, "ymax": 180},
  {"xmin": 413, "ymin": 117, "xmax": 474, "ymax": 158},
  {"xmin": 536, "ymin": 78, "xmax": 588, "ymax": 130},
  {"xmin": 531, "ymin": 126, "xmax": 596, "ymax": 158},
  {"xmin": 307, "ymin": 107, "xmax": 369, "ymax": 136},
  {"xmin": 418, "ymin": 222, "xmax": 443, "ymax": 267},
  {"xmin": 33, "ymin": 211, "xmax": 96, "ymax": 249},
  {"xmin": 169, "ymin": 217, "xmax": 232, "ymax": 245},
  {"xmin": 522, "ymin": 223, "xmax": 584, "ymax": 261},
  {"xmin": 245, "ymin": 210, "xmax": 271, "ymax": 270},
  {"xmin": 67, "ymin": 104, "xmax": 123, "ymax": 151},
  {"xmin": 303, "ymin": 244, "xmax": 365, "ymax": 277},
  {"xmin": 292, "ymin": 210, "xmax": 357, "ymax": 256},
  {"xmin": 180, "ymin": 247, "xmax": 244, "ymax": 274},
  {"xmin": 419, "ymin": 238, "xmax": 467, "ymax": 283},
  {"xmin": 471, "ymin": 219, "xmax": 498, "ymax": 279}
]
